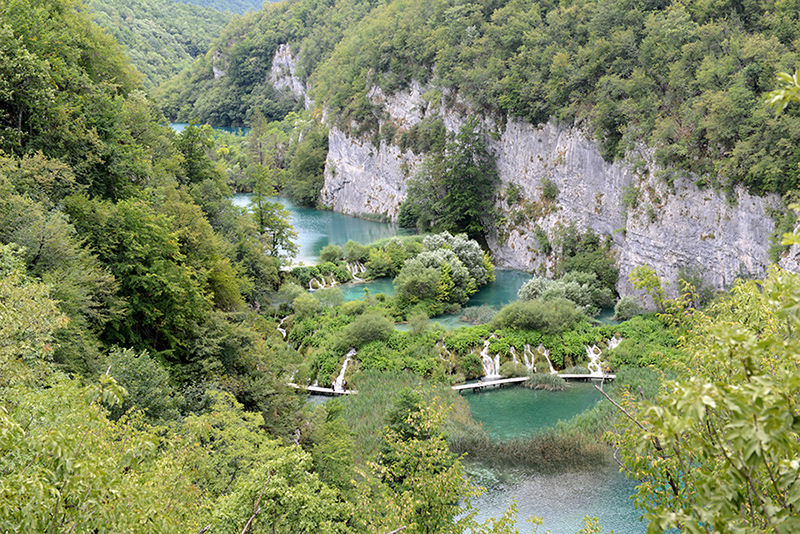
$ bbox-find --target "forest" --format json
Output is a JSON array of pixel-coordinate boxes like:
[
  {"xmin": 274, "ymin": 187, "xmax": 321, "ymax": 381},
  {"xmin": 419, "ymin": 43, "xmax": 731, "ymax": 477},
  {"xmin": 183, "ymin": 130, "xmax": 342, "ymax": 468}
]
[{"xmin": 2, "ymin": 0, "xmax": 800, "ymax": 532}]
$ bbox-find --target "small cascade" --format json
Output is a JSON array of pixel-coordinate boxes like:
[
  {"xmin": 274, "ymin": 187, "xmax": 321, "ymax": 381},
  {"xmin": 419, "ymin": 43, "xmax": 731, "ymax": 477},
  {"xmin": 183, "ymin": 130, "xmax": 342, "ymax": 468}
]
[
  {"xmin": 480, "ymin": 339, "xmax": 502, "ymax": 379},
  {"xmin": 436, "ymin": 341, "xmax": 455, "ymax": 374},
  {"xmin": 509, "ymin": 346, "xmax": 519, "ymax": 364},
  {"xmin": 277, "ymin": 316, "xmax": 287, "ymax": 339},
  {"xmin": 333, "ymin": 348, "xmax": 356, "ymax": 392},
  {"xmin": 522, "ymin": 344, "xmax": 535, "ymax": 372},
  {"xmin": 308, "ymin": 275, "xmax": 338, "ymax": 290},
  {"xmin": 346, "ymin": 261, "xmax": 367, "ymax": 282},
  {"xmin": 607, "ymin": 334, "xmax": 623, "ymax": 350},
  {"xmin": 586, "ymin": 344, "xmax": 604, "ymax": 376},
  {"xmin": 537, "ymin": 344, "xmax": 557, "ymax": 374}
]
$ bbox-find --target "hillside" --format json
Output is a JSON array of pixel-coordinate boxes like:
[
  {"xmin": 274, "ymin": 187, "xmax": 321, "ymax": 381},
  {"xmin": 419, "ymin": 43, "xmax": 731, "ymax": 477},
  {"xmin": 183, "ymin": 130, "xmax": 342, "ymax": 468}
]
[
  {"xmin": 161, "ymin": 0, "xmax": 800, "ymax": 197},
  {"xmin": 86, "ymin": 0, "xmax": 235, "ymax": 88}
]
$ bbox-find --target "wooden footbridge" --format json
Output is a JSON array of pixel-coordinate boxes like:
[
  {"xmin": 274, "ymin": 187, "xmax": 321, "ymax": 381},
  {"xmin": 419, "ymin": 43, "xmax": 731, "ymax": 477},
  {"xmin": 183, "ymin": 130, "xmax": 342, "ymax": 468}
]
[
  {"xmin": 289, "ymin": 384, "xmax": 355, "ymax": 396},
  {"xmin": 291, "ymin": 373, "xmax": 615, "ymax": 396},
  {"xmin": 451, "ymin": 373, "xmax": 615, "ymax": 392}
]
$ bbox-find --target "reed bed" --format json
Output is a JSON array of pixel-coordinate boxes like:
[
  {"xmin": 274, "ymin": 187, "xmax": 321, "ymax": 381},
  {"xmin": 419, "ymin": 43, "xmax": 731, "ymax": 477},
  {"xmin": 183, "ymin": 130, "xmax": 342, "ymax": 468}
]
[
  {"xmin": 523, "ymin": 373, "xmax": 569, "ymax": 391},
  {"xmin": 340, "ymin": 369, "xmax": 474, "ymax": 464}
]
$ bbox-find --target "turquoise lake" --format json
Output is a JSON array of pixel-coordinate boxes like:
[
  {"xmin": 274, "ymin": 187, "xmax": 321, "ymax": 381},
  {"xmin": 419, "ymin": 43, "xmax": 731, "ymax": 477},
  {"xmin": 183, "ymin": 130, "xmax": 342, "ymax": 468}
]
[
  {"xmin": 234, "ymin": 192, "xmax": 643, "ymax": 532},
  {"xmin": 462, "ymin": 385, "xmax": 644, "ymax": 533}
]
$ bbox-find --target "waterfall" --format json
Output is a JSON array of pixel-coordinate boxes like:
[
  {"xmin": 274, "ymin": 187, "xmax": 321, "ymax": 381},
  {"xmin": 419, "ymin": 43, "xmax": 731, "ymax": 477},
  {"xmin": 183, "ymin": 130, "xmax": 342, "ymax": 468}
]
[
  {"xmin": 346, "ymin": 261, "xmax": 367, "ymax": 282},
  {"xmin": 333, "ymin": 348, "xmax": 356, "ymax": 392},
  {"xmin": 522, "ymin": 344, "xmax": 535, "ymax": 372},
  {"xmin": 537, "ymin": 344, "xmax": 557, "ymax": 374},
  {"xmin": 277, "ymin": 316, "xmax": 287, "ymax": 339},
  {"xmin": 436, "ymin": 341, "xmax": 455, "ymax": 374},
  {"xmin": 308, "ymin": 275, "xmax": 338, "ymax": 290},
  {"xmin": 586, "ymin": 344, "xmax": 604, "ymax": 376},
  {"xmin": 607, "ymin": 334, "xmax": 623, "ymax": 350},
  {"xmin": 480, "ymin": 339, "xmax": 502, "ymax": 379}
]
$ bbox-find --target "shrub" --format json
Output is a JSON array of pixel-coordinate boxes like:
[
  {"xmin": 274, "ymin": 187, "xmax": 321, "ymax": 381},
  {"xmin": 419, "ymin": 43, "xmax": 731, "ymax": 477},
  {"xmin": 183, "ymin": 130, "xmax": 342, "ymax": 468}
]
[
  {"xmin": 345, "ymin": 312, "xmax": 393, "ymax": 348},
  {"xmin": 614, "ymin": 296, "xmax": 643, "ymax": 321},
  {"xmin": 541, "ymin": 177, "xmax": 558, "ymax": 201},
  {"xmin": 524, "ymin": 374, "xmax": 568, "ymax": 391},
  {"xmin": 345, "ymin": 240, "xmax": 369, "ymax": 263},
  {"xmin": 499, "ymin": 361, "xmax": 528, "ymax": 377},
  {"xmin": 492, "ymin": 298, "xmax": 583, "ymax": 334},
  {"xmin": 341, "ymin": 300, "xmax": 367, "ymax": 316},
  {"xmin": 293, "ymin": 292, "xmax": 322, "ymax": 320},
  {"xmin": 457, "ymin": 352, "xmax": 483, "ymax": 379},
  {"xmin": 320, "ymin": 244, "xmax": 344, "ymax": 263},
  {"xmin": 315, "ymin": 287, "xmax": 344, "ymax": 308}
]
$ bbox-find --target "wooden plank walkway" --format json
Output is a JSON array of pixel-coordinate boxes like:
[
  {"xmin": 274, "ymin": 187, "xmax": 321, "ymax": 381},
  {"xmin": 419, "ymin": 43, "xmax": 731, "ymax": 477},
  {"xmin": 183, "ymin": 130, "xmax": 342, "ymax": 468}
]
[
  {"xmin": 452, "ymin": 377, "xmax": 529, "ymax": 391},
  {"xmin": 289, "ymin": 384, "xmax": 355, "ymax": 395},
  {"xmin": 451, "ymin": 374, "xmax": 615, "ymax": 392}
]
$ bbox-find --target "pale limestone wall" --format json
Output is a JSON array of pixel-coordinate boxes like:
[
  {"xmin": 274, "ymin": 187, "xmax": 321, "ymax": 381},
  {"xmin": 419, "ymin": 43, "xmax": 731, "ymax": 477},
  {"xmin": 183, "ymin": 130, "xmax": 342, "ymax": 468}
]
[{"xmin": 317, "ymin": 84, "xmax": 784, "ymax": 297}]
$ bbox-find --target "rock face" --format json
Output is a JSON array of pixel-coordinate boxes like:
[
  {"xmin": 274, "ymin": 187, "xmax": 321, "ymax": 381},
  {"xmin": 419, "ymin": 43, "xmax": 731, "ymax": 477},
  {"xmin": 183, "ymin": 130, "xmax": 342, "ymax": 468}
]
[
  {"xmin": 269, "ymin": 44, "xmax": 313, "ymax": 109},
  {"xmin": 318, "ymin": 85, "xmax": 784, "ymax": 297}
]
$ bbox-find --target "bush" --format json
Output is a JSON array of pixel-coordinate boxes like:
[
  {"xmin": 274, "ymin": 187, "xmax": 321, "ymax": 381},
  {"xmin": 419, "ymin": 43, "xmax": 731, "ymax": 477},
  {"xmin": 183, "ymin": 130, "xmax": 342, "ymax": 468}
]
[
  {"xmin": 293, "ymin": 293, "xmax": 322, "ymax": 320},
  {"xmin": 524, "ymin": 374, "xmax": 568, "ymax": 391},
  {"xmin": 345, "ymin": 240, "xmax": 369, "ymax": 263},
  {"xmin": 499, "ymin": 361, "xmax": 528, "ymax": 377},
  {"xmin": 345, "ymin": 312, "xmax": 393, "ymax": 348},
  {"xmin": 457, "ymin": 352, "xmax": 483, "ymax": 379},
  {"xmin": 614, "ymin": 296, "xmax": 644, "ymax": 321},
  {"xmin": 320, "ymin": 244, "xmax": 344, "ymax": 263},
  {"xmin": 492, "ymin": 298, "xmax": 583, "ymax": 334}
]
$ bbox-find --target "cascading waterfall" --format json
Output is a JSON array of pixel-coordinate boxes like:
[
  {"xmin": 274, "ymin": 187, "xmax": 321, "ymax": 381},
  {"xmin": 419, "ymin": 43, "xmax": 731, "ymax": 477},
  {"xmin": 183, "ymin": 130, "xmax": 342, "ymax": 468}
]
[
  {"xmin": 277, "ymin": 316, "xmax": 287, "ymax": 339},
  {"xmin": 346, "ymin": 261, "xmax": 367, "ymax": 282},
  {"xmin": 436, "ymin": 341, "xmax": 455, "ymax": 374},
  {"xmin": 480, "ymin": 338, "xmax": 502, "ymax": 379},
  {"xmin": 333, "ymin": 348, "xmax": 356, "ymax": 391},
  {"xmin": 522, "ymin": 344, "xmax": 535, "ymax": 372},
  {"xmin": 586, "ymin": 344, "xmax": 604, "ymax": 376},
  {"xmin": 537, "ymin": 344, "xmax": 557, "ymax": 374},
  {"xmin": 607, "ymin": 334, "xmax": 623, "ymax": 350},
  {"xmin": 308, "ymin": 274, "xmax": 338, "ymax": 290}
]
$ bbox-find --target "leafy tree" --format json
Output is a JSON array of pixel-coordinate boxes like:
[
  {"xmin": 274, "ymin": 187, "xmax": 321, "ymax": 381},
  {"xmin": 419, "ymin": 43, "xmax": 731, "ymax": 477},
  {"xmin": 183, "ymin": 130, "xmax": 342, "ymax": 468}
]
[
  {"xmin": 284, "ymin": 122, "xmax": 329, "ymax": 206},
  {"xmin": 373, "ymin": 394, "xmax": 482, "ymax": 534},
  {"xmin": 609, "ymin": 266, "xmax": 800, "ymax": 533},
  {"xmin": 400, "ymin": 118, "xmax": 498, "ymax": 242}
]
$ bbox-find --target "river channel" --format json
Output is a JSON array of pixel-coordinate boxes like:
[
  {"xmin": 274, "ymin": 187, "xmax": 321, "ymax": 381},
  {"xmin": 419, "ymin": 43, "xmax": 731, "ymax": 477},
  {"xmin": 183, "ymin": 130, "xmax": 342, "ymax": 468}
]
[{"xmin": 232, "ymin": 193, "xmax": 644, "ymax": 532}]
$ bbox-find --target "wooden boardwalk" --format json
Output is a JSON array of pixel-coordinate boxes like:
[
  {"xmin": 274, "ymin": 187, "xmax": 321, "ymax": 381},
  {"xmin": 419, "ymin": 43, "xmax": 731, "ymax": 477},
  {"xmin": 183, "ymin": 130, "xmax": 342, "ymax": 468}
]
[
  {"xmin": 451, "ymin": 374, "xmax": 615, "ymax": 392},
  {"xmin": 289, "ymin": 384, "xmax": 355, "ymax": 395},
  {"xmin": 452, "ymin": 377, "xmax": 530, "ymax": 391}
]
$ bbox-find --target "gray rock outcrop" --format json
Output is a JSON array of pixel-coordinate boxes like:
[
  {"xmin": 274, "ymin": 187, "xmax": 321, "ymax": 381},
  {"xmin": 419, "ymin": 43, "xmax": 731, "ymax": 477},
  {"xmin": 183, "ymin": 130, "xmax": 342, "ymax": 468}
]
[{"xmin": 318, "ymin": 84, "xmax": 784, "ymax": 298}]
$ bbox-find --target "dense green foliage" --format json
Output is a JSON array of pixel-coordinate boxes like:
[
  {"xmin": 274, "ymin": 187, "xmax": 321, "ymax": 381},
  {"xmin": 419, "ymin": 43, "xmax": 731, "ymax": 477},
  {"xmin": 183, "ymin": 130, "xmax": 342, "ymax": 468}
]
[
  {"xmin": 87, "ymin": 0, "xmax": 234, "ymax": 88},
  {"xmin": 177, "ymin": 0, "xmax": 264, "ymax": 15},
  {"xmin": 399, "ymin": 118, "xmax": 499, "ymax": 242},
  {"xmin": 168, "ymin": 0, "xmax": 800, "ymax": 197}
]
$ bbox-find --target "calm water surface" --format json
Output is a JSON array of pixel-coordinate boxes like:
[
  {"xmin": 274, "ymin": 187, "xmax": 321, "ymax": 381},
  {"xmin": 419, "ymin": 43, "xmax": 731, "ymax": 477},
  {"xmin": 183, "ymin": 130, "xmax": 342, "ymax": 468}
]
[
  {"xmin": 241, "ymin": 194, "xmax": 642, "ymax": 531},
  {"xmin": 232, "ymin": 194, "xmax": 405, "ymax": 264},
  {"xmin": 463, "ymin": 386, "xmax": 644, "ymax": 533}
]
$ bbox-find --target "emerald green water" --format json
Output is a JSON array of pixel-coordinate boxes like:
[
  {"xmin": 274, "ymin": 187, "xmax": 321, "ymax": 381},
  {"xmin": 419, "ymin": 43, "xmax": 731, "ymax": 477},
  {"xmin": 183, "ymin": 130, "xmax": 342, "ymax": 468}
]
[
  {"xmin": 232, "ymin": 194, "xmax": 405, "ymax": 264},
  {"xmin": 463, "ymin": 383, "xmax": 601, "ymax": 440},
  {"xmin": 464, "ymin": 386, "xmax": 643, "ymax": 533},
  {"xmin": 238, "ymin": 195, "xmax": 642, "ymax": 531}
]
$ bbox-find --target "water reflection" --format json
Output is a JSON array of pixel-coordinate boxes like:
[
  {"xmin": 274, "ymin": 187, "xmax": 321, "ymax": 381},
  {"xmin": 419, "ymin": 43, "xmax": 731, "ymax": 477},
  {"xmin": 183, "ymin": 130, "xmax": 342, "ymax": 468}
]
[{"xmin": 232, "ymin": 194, "xmax": 405, "ymax": 264}]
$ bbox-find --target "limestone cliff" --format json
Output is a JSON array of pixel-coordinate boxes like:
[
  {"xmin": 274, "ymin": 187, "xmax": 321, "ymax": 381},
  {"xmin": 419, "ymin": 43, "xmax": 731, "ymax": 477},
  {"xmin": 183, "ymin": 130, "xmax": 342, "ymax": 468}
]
[{"xmin": 318, "ymin": 84, "xmax": 783, "ymax": 297}]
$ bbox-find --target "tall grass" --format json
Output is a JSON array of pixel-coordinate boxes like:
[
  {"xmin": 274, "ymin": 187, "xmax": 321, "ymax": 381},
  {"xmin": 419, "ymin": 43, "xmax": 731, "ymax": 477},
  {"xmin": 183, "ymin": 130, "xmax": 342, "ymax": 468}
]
[
  {"xmin": 340, "ymin": 366, "xmax": 665, "ymax": 471},
  {"xmin": 340, "ymin": 369, "xmax": 476, "ymax": 464}
]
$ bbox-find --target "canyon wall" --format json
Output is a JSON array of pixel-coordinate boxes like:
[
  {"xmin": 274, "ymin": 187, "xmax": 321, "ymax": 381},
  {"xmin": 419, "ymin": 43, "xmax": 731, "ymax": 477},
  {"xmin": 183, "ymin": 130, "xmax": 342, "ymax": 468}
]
[{"xmin": 315, "ymin": 81, "xmax": 783, "ymax": 298}]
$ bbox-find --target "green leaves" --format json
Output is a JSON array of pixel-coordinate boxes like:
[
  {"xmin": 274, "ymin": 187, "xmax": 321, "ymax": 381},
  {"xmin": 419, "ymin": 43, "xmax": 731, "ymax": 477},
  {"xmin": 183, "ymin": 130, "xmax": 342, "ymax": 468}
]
[{"xmin": 611, "ymin": 266, "xmax": 800, "ymax": 532}]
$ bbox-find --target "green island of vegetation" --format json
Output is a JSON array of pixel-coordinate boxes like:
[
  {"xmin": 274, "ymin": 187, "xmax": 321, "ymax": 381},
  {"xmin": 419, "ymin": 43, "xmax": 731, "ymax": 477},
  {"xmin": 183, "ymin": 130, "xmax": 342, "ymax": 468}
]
[{"xmin": 2, "ymin": 0, "xmax": 800, "ymax": 532}]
